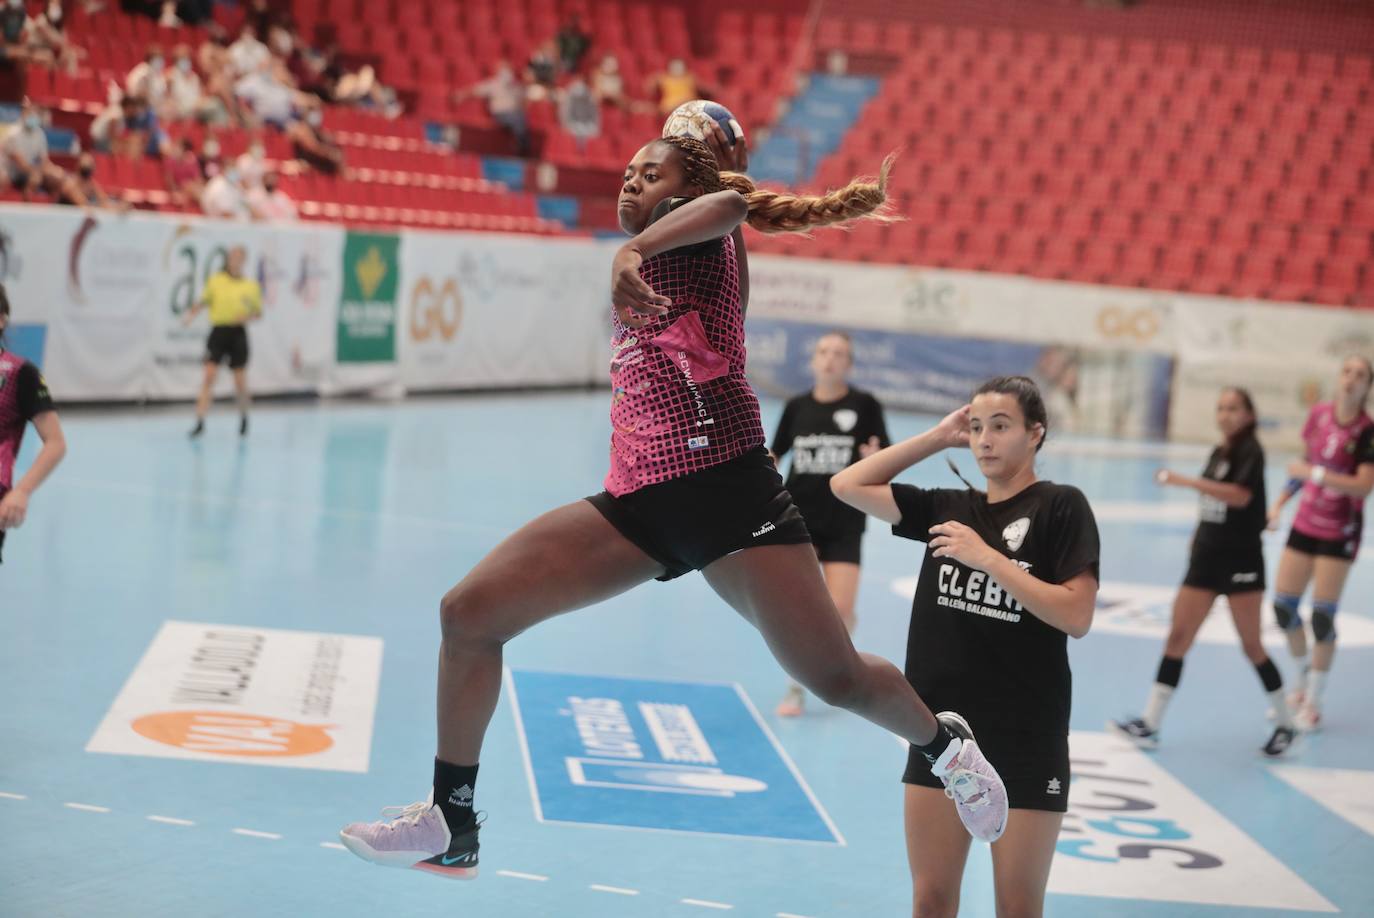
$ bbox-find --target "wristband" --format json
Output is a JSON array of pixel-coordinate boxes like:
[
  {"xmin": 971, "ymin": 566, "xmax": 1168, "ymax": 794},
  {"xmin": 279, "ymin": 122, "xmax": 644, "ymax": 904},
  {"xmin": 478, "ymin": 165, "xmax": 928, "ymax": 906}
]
[
  {"xmin": 1310, "ymin": 466, "xmax": 1326, "ymax": 486},
  {"xmin": 1281, "ymin": 478, "xmax": 1303, "ymax": 498}
]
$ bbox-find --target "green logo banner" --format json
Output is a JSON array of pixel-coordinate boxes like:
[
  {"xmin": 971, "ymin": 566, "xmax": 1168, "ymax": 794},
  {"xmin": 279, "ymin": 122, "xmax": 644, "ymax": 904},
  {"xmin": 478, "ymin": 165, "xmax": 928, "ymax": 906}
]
[{"xmin": 337, "ymin": 232, "xmax": 399, "ymax": 363}]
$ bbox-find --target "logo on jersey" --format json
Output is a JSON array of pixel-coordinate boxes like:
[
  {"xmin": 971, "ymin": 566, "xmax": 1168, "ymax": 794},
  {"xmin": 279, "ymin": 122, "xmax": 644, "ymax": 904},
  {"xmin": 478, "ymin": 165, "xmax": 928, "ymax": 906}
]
[
  {"xmin": 1003, "ymin": 517, "xmax": 1030, "ymax": 552},
  {"xmin": 752, "ymin": 521, "xmax": 777, "ymax": 538},
  {"xmin": 832, "ymin": 409, "xmax": 858, "ymax": 433},
  {"xmin": 1213, "ymin": 460, "xmax": 1230, "ymax": 479}
]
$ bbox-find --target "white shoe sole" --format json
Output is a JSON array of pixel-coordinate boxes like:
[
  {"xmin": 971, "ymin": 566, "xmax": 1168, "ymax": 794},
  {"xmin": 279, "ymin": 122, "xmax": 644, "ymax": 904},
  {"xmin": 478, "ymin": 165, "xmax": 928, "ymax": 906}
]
[{"xmin": 338, "ymin": 831, "xmax": 478, "ymax": 880}]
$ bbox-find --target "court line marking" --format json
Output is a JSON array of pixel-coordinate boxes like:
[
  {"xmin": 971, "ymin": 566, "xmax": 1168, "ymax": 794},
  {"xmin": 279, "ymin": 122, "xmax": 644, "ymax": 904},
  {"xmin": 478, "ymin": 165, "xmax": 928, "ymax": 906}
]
[
  {"xmin": 590, "ymin": 884, "xmax": 640, "ymax": 895},
  {"xmin": 15, "ymin": 789, "xmax": 823, "ymax": 916},
  {"xmin": 733, "ymin": 682, "xmax": 848, "ymax": 847},
  {"xmin": 232, "ymin": 828, "xmax": 282, "ymax": 839},
  {"xmin": 147, "ymin": 815, "xmax": 196, "ymax": 826},
  {"xmin": 64, "ymin": 802, "xmax": 111, "ymax": 813},
  {"xmin": 503, "ymin": 667, "xmax": 546, "ymax": 824}
]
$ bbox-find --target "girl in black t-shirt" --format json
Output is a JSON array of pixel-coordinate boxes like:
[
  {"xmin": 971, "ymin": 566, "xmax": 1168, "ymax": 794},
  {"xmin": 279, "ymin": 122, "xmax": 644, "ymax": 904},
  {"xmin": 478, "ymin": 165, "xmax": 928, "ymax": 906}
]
[
  {"xmin": 770, "ymin": 330, "xmax": 890, "ymax": 716},
  {"xmin": 833, "ymin": 375, "xmax": 1099, "ymax": 917},
  {"xmin": 1112, "ymin": 387, "xmax": 1297, "ymax": 757},
  {"xmin": 0, "ymin": 284, "xmax": 67, "ymax": 564}
]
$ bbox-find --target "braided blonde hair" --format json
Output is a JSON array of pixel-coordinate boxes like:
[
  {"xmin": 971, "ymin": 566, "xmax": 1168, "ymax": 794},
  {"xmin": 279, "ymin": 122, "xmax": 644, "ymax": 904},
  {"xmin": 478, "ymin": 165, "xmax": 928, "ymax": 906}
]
[{"xmin": 657, "ymin": 135, "xmax": 896, "ymax": 234}]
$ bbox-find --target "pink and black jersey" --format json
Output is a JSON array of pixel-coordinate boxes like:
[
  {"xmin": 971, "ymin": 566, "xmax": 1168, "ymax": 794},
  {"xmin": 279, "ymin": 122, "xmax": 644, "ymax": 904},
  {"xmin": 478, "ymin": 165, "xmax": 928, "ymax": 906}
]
[
  {"xmin": 1293, "ymin": 401, "xmax": 1374, "ymax": 542},
  {"xmin": 0, "ymin": 349, "xmax": 55, "ymax": 494},
  {"xmin": 605, "ymin": 231, "xmax": 764, "ymax": 496}
]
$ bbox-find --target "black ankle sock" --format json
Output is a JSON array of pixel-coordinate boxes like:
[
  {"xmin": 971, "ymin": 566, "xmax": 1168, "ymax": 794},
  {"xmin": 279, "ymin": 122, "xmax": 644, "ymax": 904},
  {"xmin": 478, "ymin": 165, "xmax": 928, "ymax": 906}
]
[
  {"xmin": 1255, "ymin": 657, "xmax": 1283, "ymax": 693},
  {"xmin": 433, "ymin": 758, "xmax": 478, "ymax": 833},
  {"xmin": 913, "ymin": 722, "xmax": 958, "ymax": 763},
  {"xmin": 1156, "ymin": 655, "xmax": 1184, "ymax": 688}
]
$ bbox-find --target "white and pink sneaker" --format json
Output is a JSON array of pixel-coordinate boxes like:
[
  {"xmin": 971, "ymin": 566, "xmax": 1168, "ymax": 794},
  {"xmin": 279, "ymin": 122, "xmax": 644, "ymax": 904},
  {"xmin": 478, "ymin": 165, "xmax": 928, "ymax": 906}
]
[
  {"xmin": 930, "ymin": 712, "xmax": 1009, "ymax": 843},
  {"xmin": 339, "ymin": 799, "xmax": 481, "ymax": 879}
]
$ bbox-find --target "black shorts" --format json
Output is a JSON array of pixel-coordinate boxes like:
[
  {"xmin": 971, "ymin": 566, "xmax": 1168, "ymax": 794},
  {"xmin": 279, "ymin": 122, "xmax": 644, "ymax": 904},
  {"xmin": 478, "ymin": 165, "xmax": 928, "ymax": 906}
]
[
  {"xmin": 587, "ymin": 447, "xmax": 813, "ymax": 581},
  {"xmin": 205, "ymin": 325, "xmax": 249, "ymax": 369},
  {"xmin": 810, "ymin": 528, "xmax": 862, "ymax": 565},
  {"xmin": 904, "ymin": 727, "xmax": 1070, "ymax": 813},
  {"xmin": 1182, "ymin": 543, "xmax": 1266, "ymax": 594},
  {"xmin": 1287, "ymin": 528, "xmax": 1360, "ymax": 561}
]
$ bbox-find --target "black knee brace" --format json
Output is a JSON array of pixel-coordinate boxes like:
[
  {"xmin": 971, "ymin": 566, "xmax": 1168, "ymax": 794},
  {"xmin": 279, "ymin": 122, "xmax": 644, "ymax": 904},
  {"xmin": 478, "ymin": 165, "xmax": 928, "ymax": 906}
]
[
  {"xmin": 1311, "ymin": 602, "xmax": 1337, "ymax": 642},
  {"xmin": 1273, "ymin": 593, "xmax": 1303, "ymax": 632}
]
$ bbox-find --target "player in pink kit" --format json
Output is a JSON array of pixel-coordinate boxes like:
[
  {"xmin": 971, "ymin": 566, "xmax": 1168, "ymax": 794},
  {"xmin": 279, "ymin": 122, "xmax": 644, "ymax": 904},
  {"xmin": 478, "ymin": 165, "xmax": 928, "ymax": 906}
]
[
  {"xmin": 0, "ymin": 284, "xmax": 67, "ymax": 564},
  {"xmin": 1268, "ymin": 355, "xmax": 1374, "ymax": 731},
  {"xmin": 339, "ymin": 132, "xmax": 1009, "ymax": 879}
]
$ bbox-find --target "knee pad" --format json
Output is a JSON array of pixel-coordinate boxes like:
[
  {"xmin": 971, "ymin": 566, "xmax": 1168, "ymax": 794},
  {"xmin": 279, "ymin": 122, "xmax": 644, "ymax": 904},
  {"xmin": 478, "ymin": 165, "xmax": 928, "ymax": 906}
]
[
  {"xmin": 1311, "ymin": 602, "xmax": 1338, "ymax": 643},
  {"xmin": 1273, "ymin": 593, "xmax": 1303, "ymax": 632}
]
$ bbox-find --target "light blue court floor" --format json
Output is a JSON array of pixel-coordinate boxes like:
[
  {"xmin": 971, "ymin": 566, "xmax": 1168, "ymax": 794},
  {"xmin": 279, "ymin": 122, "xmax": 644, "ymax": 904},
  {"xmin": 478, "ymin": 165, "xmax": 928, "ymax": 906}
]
[{"xmin": 3, "ymin": 391, "xmax": 1373, "ymax": 918}]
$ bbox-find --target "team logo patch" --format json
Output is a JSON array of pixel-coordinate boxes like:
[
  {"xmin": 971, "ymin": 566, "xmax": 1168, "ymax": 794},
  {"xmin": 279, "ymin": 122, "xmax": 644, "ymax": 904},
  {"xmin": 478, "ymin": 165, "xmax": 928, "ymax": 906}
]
[
  {"xmin": 832, "ymin": 409, "xmax": 857, "ymax": 432},
  {"xmin": 1213, "ymin": 460, "xmax": 1230, "ymax": 479},
  {"xmin": 1003, "ymin": 517, "xmax": 1030, "ymax": 551}
]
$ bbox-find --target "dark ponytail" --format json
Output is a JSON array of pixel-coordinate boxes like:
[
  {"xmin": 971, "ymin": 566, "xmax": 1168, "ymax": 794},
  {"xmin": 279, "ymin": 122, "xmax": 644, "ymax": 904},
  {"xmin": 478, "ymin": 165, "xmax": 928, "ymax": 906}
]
[
  {"xmin": 1219, "ymin": 386, "xmax": 1258, "ymax": 458},
  {"xmin": 0, "ymin": 281, "xmax": 9, "ymax": 346}
]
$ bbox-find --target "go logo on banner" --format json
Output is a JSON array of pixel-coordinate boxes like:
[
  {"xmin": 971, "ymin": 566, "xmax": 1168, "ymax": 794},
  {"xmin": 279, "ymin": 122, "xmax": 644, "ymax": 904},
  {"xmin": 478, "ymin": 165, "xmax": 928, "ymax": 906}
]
[{"xmin": 409, "ymin": 276, "xmax": 463, "ymax": 343}]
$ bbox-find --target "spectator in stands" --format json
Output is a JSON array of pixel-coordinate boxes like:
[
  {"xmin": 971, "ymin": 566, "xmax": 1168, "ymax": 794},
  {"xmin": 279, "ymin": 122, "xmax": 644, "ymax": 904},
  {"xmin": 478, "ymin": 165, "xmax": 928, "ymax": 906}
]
[
  {"xmin": 266, "ymin": 22, "xmax": 296, "ymax": 61},
  {"xmin": 555, "ymin": 14, "xmax": 591, "ymax": 74},
  {"xmin": 124, "ymin": 95, "xmax": 169, "ymax": 157},
  {"xmin": 122, "ymin": 0, "xmax": 212, "ymax": 27},
  {"xmin": 234, "ymin": 58, "xmax": 301, "ymax": 129},
  {"xmin": 228, "ymin": 23, "xmax": 271, "ymax": 79},
  {"xmin": 61, "ymin": 153, "xmax": 128, "ymax": 210},
  {"xmin": 1, "ymin": 0, "xmax": 35, "ymax": 67},
  {"xmin": 456, "ymin": 60, "xmax": 529, "ymax": 155},
  {"xmin": 287, "ymin": 105, "xmax": 343, "ymax": 175},
  {"xmin": 25, "ymin": 1, "xmax": 80, "ymax": 73},
  {"xmin": 247, "ymin": 170, "xmax": 295, "ymax": 223},
  {"xmin": 90, "ymin": 95, "xmax": 132, "ymax": 154},
  {"xmin": 525, "ymin": 40, "xmax": 558, "ymax": 96},
  {"xmin": 559, "ymin": 76, "xmax": 600, "ymax": 152},
  {"xmin": 592, "ymin": 54, "xmax": 630, "ymax": 110},
  {"xmin": 165, "ymin": 135, "xmax": 204, "ymax": 207},
  {"xmin": 648, "ymin": 58, "xmax": 704, "ymax": 115},
  {"xmin": 126, "ymin": 46, "xmax": 168, "ymax": 109},
  {"xmin": 201, "ymin": 163, "xmax": 250, "ymax": 220},
  {"xmin": 332, "ymin": 63, "xmax": 403, "ymax": 118},
  {"xmin": 165, "ymin": 43, "xmax": 225, "ymax": 124},
  {"xmin": 245, "ymin": 0, "xmax": 282, "ymax": 39},
  {"xmin": 200, "ymin": 134, "xmax": 222, "ymax": 177},
  {"xmin": 2, "ymin": 99, "xmax": 83, "ymax": 205},
  {"xmin": 236, "ymin": 138, "xmax": 267, "ymax": 193},
  {"xmin": 197, "ymin": 33, "xmax": 246, "ymax": 126}
]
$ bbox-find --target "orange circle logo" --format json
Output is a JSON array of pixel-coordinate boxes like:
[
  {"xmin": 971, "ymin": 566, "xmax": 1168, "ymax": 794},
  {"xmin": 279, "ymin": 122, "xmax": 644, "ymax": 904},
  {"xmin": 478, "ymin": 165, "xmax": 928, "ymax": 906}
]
[{"xmin": 131, "ymin": 711, "xmax": 335, "ymax": 757}]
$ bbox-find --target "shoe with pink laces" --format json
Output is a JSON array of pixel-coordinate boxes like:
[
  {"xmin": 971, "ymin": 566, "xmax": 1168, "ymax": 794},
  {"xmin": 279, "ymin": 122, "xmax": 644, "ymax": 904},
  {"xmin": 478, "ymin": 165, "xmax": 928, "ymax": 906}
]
[
  {"xmin": 339, "ymin": 799, "xmax": 481, "ymax": 879},
  {"xmin": 929, "ymin": 712, "xmax": 1009, "ymax": 843}
]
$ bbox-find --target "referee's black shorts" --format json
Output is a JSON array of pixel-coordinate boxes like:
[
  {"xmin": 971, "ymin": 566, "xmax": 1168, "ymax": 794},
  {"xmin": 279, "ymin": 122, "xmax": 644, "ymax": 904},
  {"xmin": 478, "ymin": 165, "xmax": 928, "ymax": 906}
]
[{"xmin": 205, "ymin": 325, "xmax": 249, "ymax": 369}]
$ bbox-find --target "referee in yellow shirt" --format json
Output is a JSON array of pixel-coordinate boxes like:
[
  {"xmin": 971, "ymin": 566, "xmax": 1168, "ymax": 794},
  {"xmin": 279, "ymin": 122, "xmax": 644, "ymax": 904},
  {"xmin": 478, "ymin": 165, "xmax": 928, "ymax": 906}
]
[{"xmin": 183, "ymin": 245, "xmax": 262, "ymax": 438}]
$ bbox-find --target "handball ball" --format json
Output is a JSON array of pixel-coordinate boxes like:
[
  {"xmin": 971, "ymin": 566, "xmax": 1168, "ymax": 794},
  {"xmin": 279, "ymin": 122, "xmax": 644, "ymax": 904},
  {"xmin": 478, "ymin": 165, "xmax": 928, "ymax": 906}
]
[{"xmin": 662, "ymin": 99, "xmax": 744, "ymax": 147}]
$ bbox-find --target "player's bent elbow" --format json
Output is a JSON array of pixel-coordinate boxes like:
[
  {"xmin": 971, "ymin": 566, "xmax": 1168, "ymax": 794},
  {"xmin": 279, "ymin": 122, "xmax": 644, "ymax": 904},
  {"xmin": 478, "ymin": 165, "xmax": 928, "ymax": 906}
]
[{"xmin": 1068, "ymin": 605, "xmax": 1095, "ymax": 639}]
